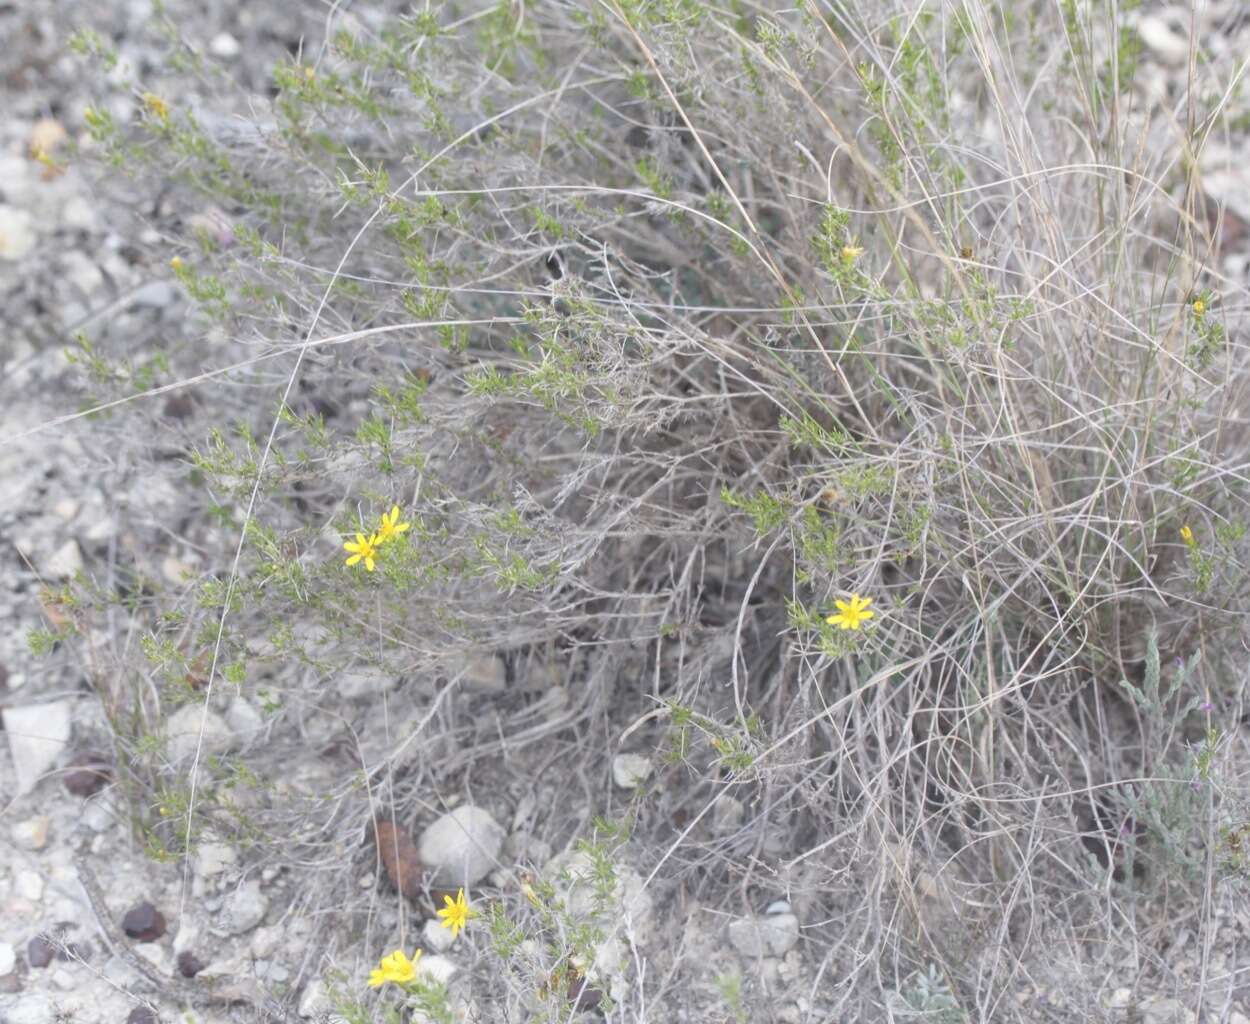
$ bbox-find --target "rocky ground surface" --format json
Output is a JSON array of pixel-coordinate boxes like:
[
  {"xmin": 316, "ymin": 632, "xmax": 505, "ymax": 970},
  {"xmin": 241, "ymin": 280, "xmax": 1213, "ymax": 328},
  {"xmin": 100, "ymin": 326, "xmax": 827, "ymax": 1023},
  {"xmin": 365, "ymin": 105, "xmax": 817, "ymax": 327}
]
[{"xmin": 2, "ymin": 2, "xmax": 1250, "ymax": 1023}]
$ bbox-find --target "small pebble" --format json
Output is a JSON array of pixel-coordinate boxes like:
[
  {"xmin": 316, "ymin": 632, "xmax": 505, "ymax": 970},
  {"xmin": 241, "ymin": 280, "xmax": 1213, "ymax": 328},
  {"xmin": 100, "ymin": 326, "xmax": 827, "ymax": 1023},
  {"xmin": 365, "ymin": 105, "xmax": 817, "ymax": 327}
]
[
  {"xmin": 612, "ymin": 752, "xmax": 653, "ymax": 789},
  {"xmin": 15, "ymin": 871, "xmax": 44, "ymax": 902},
  {"xmin": 12, "ymin": 816, "xmax": 50, "ymax": 851},
  {"xmin": 209, "ymin": 31, "xmax": 241, "ymax": 59},
  {"xmin": 0, "ymin": 942, "xmax": 15, "ymax": 975},
  {"xmin": 63, "ymin": 751, "xmax": 112, "ymax": 797},
  {"xmin": 423, "ymin": 917, "xmax": 455, "ymax": 953},
  {"xmin": 176, "ymin": 950, "xmax": 204, "ymax": 977},
  {"xmin": 127, "ymin": 1009, "xmax": 159, "ymax": 1024},
  {"xmin": 28, "ymin": 935, "xmax": 54, "ymax": 968},
  {"xmin": 122, "ymin": 902, "xmax": 166, "ymax": 942}
]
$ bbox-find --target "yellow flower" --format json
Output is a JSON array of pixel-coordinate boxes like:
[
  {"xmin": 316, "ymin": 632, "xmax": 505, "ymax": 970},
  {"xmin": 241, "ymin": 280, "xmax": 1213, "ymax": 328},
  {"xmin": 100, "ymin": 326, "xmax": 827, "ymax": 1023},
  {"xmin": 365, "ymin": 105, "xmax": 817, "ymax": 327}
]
[
  {"xmin": 436, "ymin": 887, "xmax": 476, "ymax": 939},
  {"xmin": 142, "ymin": 92, "xmax": 170, "ymax": 121},
  {"xmin": 304, "ymin": 65, "xmax": 316, "ymax": 81},
  {"xmin": 170, "ymin": 256, "xmax": 184, "ymax": 272},
  {"xmin": 1180, "ymin": 525, "xmax": 1195, "ymax": 547},
  {"xmin": 343, "ymin": 532, "xmax": 381, "ymax": 571},
  {"xmin": 841, "ymin": 241, "xmax": 864, "ymax": 263},
  {"xmin": 376, "ymin": 505, "xmax": 410, "ymax": 544},
  {"xmin": 826, "ymin": 593, "xmax": 874, "ymax": 631},
  {"xmin": 1192, "ymin": 299, "xmax": 1206, "ymax": 317},
  {"xmin": 367, "ymin": 948, "xmax": 420, "ymax": 988}
]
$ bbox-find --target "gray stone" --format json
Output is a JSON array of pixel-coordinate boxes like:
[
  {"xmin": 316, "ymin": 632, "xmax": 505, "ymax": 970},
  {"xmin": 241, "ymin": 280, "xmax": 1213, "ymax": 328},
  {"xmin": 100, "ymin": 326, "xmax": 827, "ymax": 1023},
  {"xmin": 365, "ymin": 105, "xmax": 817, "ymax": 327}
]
[
  {"xmin": 611, "ymin": 753, "xmax": 652, "ymax": 789},
  {"xmin": 219, "ymin": 880, "xmax": 268, "ymax": 935},
  {"xmin": 0, "ymin": 205, "xmax": 36, "ymax": 261},
  {"xmin": 3, "ymin": 700, "xmax": 73, "ymax": 794},
  {"xmin": 422, "ymin": 917, "xmax": 456, "ymax": 953},
  {"xmin": 298, "ymin": 979, "xmax": 331, "ymax": 1018},
  {"xmin": 15, "ymin": 870, "xmax": 45, "ymax": 902},
  {"xmin": 164, "ymin": 704, "xmax": 232, "ymax": 763},
  {"xmin": 419, "ymin": 805, "xmax": 506, "ymax": 886},
  {"xmin": 728, "ymin": 913, "xmax": 800, "ymax": 958},
  {"xmin": 12, "ymin": 815, "xmax": 51, "ymax": 850},
  {"xmin": 1136, "ymin": 16, "xmax": 1189, "ymax": 66},
  {"xmin": 224, "ymin": 697, "xmax": 264, "ymax": 743},
  {"xmin": 336, "ymin": 666, "xmax": 398, "ymax": 701},
  {"xmin": 195, "ymin": 841, "xmax": 237, "ymax": 878},
  {"xmin": 454, "ymin": 652, "xmax": 507, "ymax": 694},
  {"xmin": 44, "ymin": 539, "xmax": 83, "ymax": 578},
  {"xmin": 712, "ymin": 796, "xmax": 745, "ymax": 834}
]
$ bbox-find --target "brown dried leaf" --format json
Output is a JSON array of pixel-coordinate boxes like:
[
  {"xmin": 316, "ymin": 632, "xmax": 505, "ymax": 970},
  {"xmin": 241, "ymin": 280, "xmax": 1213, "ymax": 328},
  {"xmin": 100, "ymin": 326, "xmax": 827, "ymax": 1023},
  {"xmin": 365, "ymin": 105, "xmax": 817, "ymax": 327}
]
[{"xmin": 373, "ymin": 819, "xmax": 425, "ymax": 900}]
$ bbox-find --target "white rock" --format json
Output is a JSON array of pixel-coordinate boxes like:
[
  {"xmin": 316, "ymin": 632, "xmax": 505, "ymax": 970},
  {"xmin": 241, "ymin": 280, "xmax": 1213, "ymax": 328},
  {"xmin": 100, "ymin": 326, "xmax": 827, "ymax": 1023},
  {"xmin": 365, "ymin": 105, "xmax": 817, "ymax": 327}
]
[
  {"xmin": 416, "ymin": 954, "xmax": 458, "ymax": 985},
  {"xmin": 298, "ymin": 979, "xmax": 331, "ymax": 1018},
  {"xmin": 1137, "ymin": 15, "xmax": 1189, "ymax": 66},
  {"xmin": 712, "ymin": 796, "xmax": 745, "ymax": 833},
  {"xmin": 3, "ymin": 700, "xmax": 73, "ymax": 794},
  {"xmin": 61, "ymin": 195, "xmax": 100, "ymax": 232},
  {"xmin": 0, "ymin": 205, "xmax": 36, "ymax": 261},
  {"xmin": 82, "ymin": 794, "xmax": 117, "ymax": 832},
  {"xmin": 0, "ymin": 941, "xmax": 15, "ymax": 975},
  {"xmin": 172, "ymin": 917, "xmax": 201, "ymax": 955},
  {"xmin": 419, "ymin": 805, "xmax": 506, "ymax": 886},
  {"xmin": 423, "ymin": 917, "xmax": 456, "ymax": 953},
  {"xmin": 3, "ymin": 993, "xmax": 53, "ymax": 1024},
  {"xmin": 12, "ymin": 815, "xmax": 51, "ymax": 850},
  {"xmin": 62, "ymin": 251, "xmax": 105, "ymax": 296},
  {"xmin": 612, "ymin": 753, "xmax": 653, "ymax": 789},
  {"xmin": 164, "ymin": 703, "xmax": 233, "ymax": 763},
  {"xmin": 209, "ymin": 31, "xmax": 241, "ymax": 59},
  {"xmin": 219, "ymin": 879, "xmax": 268, "ymax": 934},
  {"xmin": 196, "ymin": 841, "xmax": 238, "ymax": 878},
  {"xmin": 454, "ymin": 652, "xmax": 507, "ymax": 694},
  {"xmin": 251, "ymin": 924, "xmax": 281, "ymax": 959},
  {"xmin": 225, "ymin": 697, "xmax": 264, "ymax": 742},
  {"xmin": 45, "ymin": 539, "xmax": 84, "ymax": 578},
  {"xmin": 51, "ymin": 965, "xmax": 77, "ymax": 990},
  {"xmin": 16, "ymin": 870, "xmax": 45, "ymax": 901},
  {"xmin": 335, "ymin": 665, "xmax": 398, "ymax": 701},
  {"xmin": 130, "ymin": 280, "xmax": 179, "ymax": 308},
  {"xmin": 727, "ymin": 913, "xmax": 800, "ymax": 957}
]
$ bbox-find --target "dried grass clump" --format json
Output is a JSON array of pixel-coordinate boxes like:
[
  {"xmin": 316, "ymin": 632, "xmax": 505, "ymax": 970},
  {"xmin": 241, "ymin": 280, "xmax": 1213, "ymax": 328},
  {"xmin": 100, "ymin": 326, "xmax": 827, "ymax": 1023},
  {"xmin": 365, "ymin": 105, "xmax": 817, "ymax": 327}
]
[{"xmin": 64, "ymin": 1, "xmax": 1250, "ymax": 1019}]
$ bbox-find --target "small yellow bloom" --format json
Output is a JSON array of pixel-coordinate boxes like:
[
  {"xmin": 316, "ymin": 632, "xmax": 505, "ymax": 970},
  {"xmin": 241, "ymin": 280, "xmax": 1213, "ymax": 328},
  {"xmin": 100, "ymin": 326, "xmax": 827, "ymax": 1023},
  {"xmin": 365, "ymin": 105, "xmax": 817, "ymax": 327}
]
[
  {"xmin": 1180, "ymin": 525, "xmax": 1195, "ymax": 547},
  {"xmin": 142, "ymin": 92, "xmax": 170, "ymax": 121},
  {"xmin": 170, "ymin": 256, "xmax": 184, "ymax": 272},
  {"xmin": 436, "ymin": 887, "xmax": 476, "ymax": 939},
  {"xmin": 376, "ymin": 505, "xmax": 410, "ymax": 544},
  {"xmin": 1192, "ymin": 299, "xmax": 1206, "ymax": 317},
  {"xmin": 826, "ymin": 593, "xmax": 874, "ymax": 631},
  {"xmin": 343, "ymin": 532, "xmax": 381, "ymax": 571},
  {"xmin": 367, "ymin": 948, "xmax": 420, "ymax": 988},
  {"xmin": 304, "ymin": 65, "xmax": 316, "ymax": 81},
  {"xmin": 841, "ymin": 241, "xmax": 864, "ymax": 263}
]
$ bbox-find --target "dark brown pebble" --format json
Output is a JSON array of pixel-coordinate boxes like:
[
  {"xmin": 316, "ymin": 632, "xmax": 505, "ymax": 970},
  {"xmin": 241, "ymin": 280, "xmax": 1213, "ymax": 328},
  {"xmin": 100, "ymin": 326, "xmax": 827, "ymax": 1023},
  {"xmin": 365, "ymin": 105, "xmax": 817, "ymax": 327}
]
[
  {"xmin": 176, "ymin": 950, "xmax": 203, "ymax": 977},
  {"xmin": 121, "ymin": 902, "xmax": 166, "ymax": 942},
  {"xmin": 27, "ymin": 935, "xmax": 54, "ymax": 968},
  {"xmin": 63, "ymin": 751, "xmax": 112, "ymax": 796},
  {"xmin": 161, "ymin": 393, "xmax": 195, "ymax": 420},
  {"xmin": 127, "ymin": 1009, "xmax": 159, "ymax": 1024}
]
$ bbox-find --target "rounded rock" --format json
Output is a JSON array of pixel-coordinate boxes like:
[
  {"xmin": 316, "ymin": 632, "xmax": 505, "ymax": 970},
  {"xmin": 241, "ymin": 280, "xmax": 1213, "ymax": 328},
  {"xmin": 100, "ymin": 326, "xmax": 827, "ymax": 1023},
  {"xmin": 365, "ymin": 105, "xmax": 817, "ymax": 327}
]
[
  {"xmin": 727, "ymin": 912, "xmax": 800, "ymax": 958},
  {"xmin": 419, "ymin": 805, "xmax": 505, "ymax": 887},
  {"xmin": 219, "ymin": 880, "xmax": 268, "ymax": 935},
  {"xmin": 122, "ymin": 902, "xmax": 166, "ymax": 942},
  {"xmin": 612, "ymin": 752, "xmax": 653, "ymax": 789}
]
